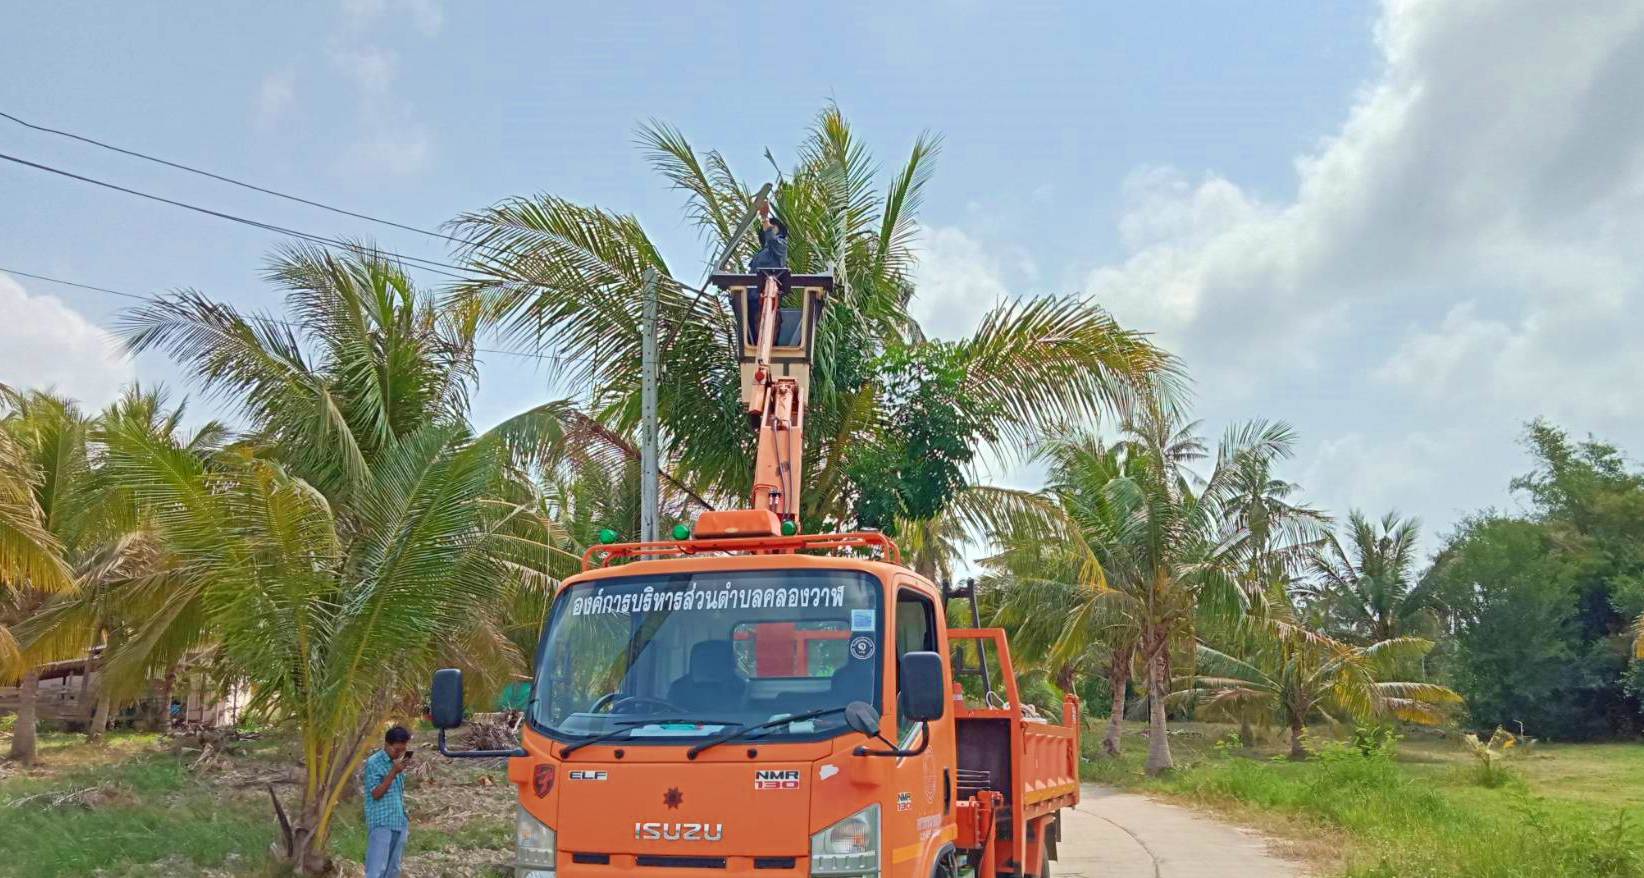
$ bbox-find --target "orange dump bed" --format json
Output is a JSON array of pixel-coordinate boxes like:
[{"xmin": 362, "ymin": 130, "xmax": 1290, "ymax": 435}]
[{"xmin": 949, "ymin": 628, "xmax": 1081, "ymax": 873}]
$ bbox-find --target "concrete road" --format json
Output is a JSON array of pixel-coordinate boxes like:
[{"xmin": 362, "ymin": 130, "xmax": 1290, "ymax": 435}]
[{"xmin": 1053, "ymin": 785, "xmax": 1308, "ymax": 878}]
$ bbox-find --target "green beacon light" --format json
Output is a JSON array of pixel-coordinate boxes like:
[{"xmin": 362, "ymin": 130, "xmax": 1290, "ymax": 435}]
[
  {"xmin": 780, "ymin": 519, "xmax": 798, "ymax": 537},
  {"xmin": 597, "ymin": 528, "xmax": 619, "ymax": 545},
  {"xmin": 672, "ymin": 523, "xmax": 692, "ymax": 541}
]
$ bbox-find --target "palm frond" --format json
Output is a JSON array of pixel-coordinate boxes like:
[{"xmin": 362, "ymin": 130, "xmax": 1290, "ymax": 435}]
[{"xmin": 953, "ymin": 296, "xmax": 1182, "ymax": 452}]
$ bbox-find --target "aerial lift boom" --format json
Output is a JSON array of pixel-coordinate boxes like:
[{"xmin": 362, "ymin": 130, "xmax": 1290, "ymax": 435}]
[{"xmin": 697, "ymin": 268, "xmax": 832, "ymax": 536}]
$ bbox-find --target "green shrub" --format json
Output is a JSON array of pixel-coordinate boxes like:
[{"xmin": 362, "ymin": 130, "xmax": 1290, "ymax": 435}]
[
  {"xmin": 1461, "ymin": 727, "xmax": 1522, "ymax": 788},
  {"xmin": 1348, "ymin": 723, "xmax": 1402, "ymax": 759}
]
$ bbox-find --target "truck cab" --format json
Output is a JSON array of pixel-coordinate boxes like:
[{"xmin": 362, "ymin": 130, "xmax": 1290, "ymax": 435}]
[{"xmin": 431, "ymin": 541, "xmax": 1079, "ymax": 878}]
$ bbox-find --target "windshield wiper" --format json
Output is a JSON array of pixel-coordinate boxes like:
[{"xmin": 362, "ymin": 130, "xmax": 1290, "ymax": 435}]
[
  {"xmin": 685, "ymin": 706, "xmax": 848, "ymax": 759},
  {"xmin": 559, "ymin": 718, "xmax": 742, "ymax": 759}
]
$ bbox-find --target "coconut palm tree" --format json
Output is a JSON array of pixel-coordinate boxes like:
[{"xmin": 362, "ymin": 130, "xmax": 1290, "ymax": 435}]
[
  {"xmin": 1210, "ymin": 433, "xmax": 1330, "ymax": 744},
  {"xmin": 1306, "ymin": 510, "xmax": 1440, "ymax": 643},
  {"xmin": 448, "ymin": 105, "xmax": 1179, "ymax": 535},
  {"xmin": 987, "ymin": 440, "xmax": 1138, "ymax": 757},
  {"xmin": 114, "ymin": 245, "xmax": 555, "ymax": 873},
  {"xmin": 1178, "ymin": 611, "xmax": 1461, "ymax": 759},
  {"xmin": 988, "ymin": 410, "xmax": 1311, "ymax": 773},
  {"xmin": 0, "ymin": 418, "xmax": 71, "ymax": 596},
  {"xmin": 0, "ymin": 389, "xmax": 100, "ymax": 764},
  {"xmin": 11, "ymin": 386, "xmax": 228, "ymax": 742}
]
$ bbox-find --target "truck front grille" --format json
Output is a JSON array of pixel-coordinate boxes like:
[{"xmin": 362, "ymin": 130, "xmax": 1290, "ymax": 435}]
[{"xmin": 636, "ymin": 855, "xmax": 728, "ymax": 869}]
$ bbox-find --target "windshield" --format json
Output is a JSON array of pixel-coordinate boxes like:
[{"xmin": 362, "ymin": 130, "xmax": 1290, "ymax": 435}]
[{"xmin": 533, "ymin": 569, "xmax": 882, "ymax": 743}]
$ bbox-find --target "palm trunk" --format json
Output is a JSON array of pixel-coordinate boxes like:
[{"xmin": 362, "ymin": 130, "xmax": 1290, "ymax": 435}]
[
  {"xmin": 1055, "ymin": 663, "xmax": 1076, "ymax": 694},
  {"xmin": 1103, "ymin": 686, "xmax": 1127, "ymax": 757},
  {"xmin": 88, "ymin": 693, "xmax": 112, "ymax": 743},
  {"xmin": 86, "ymin": 632, "xmax": 110, "ymax": 743},
  {"xmin": 1288, "ymin": 717, "xmax": 1307, "ymax": 760},
  {"xmin": 1239, "ymin": 715, "xmax": 1256, "ymax": 749},
  {"xmin": 146, "ymin": 665, "xmax": 177, "ymax": 732},
  {"xmin": 271, "ymin": 718, "xmax": 379, "ymax": 874},
  {"xmin": 1104, "ymin": 651, "xmax": 1131, "ymax": 759},
  {"xmin": 914, "ymin": 550, "xmax": 938, "ymax": 582},
  {"xmin": 1143, "ymin": 652, "xmax": 1173, "ymax": 775},
  {"xmin": 8, "ymin": 667, "xmax": 40, "ymax": 764},
  {"xmin": 269, "ymin": 789, "xmax": 338, "ymax": 875}
]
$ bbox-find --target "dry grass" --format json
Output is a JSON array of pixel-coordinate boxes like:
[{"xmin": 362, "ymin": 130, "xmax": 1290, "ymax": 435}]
[{"xmin": 0, "ymin": 727, "xmax": 518, "ymax": 877}]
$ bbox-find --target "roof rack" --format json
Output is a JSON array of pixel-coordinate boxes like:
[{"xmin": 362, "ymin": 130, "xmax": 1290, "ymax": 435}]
[{"xmin": 582, "ymin": 531, "xmax": 901, "ymax": 570}]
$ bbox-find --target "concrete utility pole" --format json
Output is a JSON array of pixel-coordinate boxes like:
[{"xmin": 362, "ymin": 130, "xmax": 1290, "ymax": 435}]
[
  {"xmin": 640, "ymin": 267, "xmax": 661, "ymax": 543},
  {"xmin": 644, "ymin": 184, "xmax": 773, "ymax": 540}
]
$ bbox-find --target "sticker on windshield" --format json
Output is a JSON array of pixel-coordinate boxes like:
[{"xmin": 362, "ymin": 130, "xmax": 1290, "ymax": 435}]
[
  {"xmin": 849, "ymin": 635, "xmax": 876, "ymax": 661},
  {"xmin": 851, "ymin": 609, "xmax": 874, "ymax": 632},
  {"xmin": 755, "ymin": 769, "xmax": 801, "ymax": 791}
]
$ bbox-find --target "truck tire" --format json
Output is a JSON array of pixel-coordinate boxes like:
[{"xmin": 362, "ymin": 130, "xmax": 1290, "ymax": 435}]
[{"xmin": 932, "ymin": 846, "xmax": 959, "ymax": 878}]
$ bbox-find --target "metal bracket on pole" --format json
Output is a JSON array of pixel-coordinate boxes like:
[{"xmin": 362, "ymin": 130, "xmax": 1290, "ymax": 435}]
[{"xmin": 640, "ymin": 267, "xmax": 661, "ymax": 543}]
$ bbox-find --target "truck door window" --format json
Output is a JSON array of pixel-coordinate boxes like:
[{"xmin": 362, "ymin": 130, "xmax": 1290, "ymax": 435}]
[{"xmin": 894, "ymin": 589, "xmax": 937, "ymax": 741}]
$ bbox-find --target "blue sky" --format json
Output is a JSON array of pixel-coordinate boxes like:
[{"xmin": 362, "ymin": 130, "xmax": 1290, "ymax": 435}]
[{"xmin": 6, "ymin": 1, "xmax": 1643, "ymax": 559}]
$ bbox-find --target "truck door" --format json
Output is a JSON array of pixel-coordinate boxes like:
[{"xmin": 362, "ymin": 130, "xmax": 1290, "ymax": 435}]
[{"xmin": 887, "ymin": 586, "xmax": 954, "ymax": 876}]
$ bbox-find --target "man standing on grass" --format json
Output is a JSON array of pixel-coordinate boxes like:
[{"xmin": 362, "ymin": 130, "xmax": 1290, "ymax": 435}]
[{"xmin": 363, "ymin": 725, "xmax": 414, "ymax": 878}]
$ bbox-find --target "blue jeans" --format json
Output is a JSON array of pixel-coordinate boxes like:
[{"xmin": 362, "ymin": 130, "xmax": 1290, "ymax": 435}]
[{"xmin": 365, "ymin": 826, "xmax": 407, "ymax": 878}]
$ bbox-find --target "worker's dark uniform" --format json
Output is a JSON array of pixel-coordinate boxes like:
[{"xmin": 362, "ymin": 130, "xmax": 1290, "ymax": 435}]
[{"xmin": 746, "ymin": 219, "xmax": 789, "ymax": 340}]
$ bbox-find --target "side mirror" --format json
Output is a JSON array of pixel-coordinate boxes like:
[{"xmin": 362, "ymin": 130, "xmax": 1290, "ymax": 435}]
[
  {"xmin": 431, "ymin": 668, "xmax": 465, "ymax": 730},
  {"xmin": 843, "ymin": 701, "xmax": 881, "ymax": 738},
  {"xmin": 900, "ymin": 652, "xmax": 947, "ymax": 723}
]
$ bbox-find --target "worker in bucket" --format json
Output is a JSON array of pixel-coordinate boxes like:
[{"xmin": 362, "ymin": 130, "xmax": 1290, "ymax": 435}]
[
  {"xmin": 746, "ymin": 199, "xmax": 789, "ymax": 340},
  {"xmin": 363, "ymin": 725, "xmax": 414, "ymax": 878},
  {"xmin": 749, "ymin": 198, "xmax": 788, "ymax": 271}
]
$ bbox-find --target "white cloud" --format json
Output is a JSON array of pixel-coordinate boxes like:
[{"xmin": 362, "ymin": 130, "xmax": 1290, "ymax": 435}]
[
  {"xmin": 910, "ymin": 226, "xmax": 1032, "ymax": 340},
  {"xmin": 323, "ymin": 0, "xmax": 444, "ymax": 177},
  {"xmin": 0, "ymin": 275, "xmax": 133, "ymax": 408},
  {"xmin": 343, "ymin": 126, "xmax": 433, "ymax": 176},
  {"xmin": 1080, "ymin": 0, "xmax": 1644, "ymax": 544},
  {"xmin": 405, "ymin": 0, "xmax": 443, "ymax": 36},
  {"xmin": 331, "ymin": 46, "xmax": 398, "ymax": 95},
  {"xmin": 340, "ymin": 0, "xmax": 442, "ymax": 35},
  {"xmin": 328, "ymin": 46, "xmax": 434, "ymax": 176},
  {"xmin": 340, "ymin": 0, "xmax": 388, "ymax": 27},
  {"xmin": 255, "ymin": 70, "xmax": 297, "ymax": 129}
]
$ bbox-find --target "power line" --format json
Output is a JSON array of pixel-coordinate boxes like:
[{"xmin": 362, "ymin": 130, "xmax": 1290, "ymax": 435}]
[
  {"xmin": 0, "ymin": 150, "xmax": 478, "ymax": 280},
  {"xmin": 1, "ymin": 109, "xmax": 483, "ymax": 251},
  {"xmin": 0, "ymin": 263, "xmax": 584, "ymax": 364},
  {"xmin": 0, "ymin": 266, "xmax": 149, "ymax": 301},
  {"xmin": 0, "ymin": 110, "xmax": 720, "ymax": 297}
]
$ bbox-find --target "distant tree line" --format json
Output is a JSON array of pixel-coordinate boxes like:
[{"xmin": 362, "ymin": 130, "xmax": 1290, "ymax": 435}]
[{"xmin": 1425, "ymin": 421, "xmax": 1644, "ymax": 740}]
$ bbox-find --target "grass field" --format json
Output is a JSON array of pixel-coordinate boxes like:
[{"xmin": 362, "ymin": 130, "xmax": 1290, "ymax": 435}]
[
  {"xmin": 0, "ymin": 729, "xmax": 514, "ymax": 877},
  {"xmin": 1083, "ymin": 721, "xmax": 1644, "ymax": 877}
]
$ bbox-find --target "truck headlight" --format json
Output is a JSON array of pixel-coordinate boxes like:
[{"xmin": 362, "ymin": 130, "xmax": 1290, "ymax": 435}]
[
  {"xmin": 516, "ymin": 804, "xmax": 556, "ymax": 873},
  {"xmin": 810, "ymin": 804, "xmax": 879, "ymax": 876}
]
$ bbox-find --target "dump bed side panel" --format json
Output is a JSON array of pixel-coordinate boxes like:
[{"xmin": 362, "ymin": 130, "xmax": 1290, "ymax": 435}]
[{"xmin": 1019, "ymin": 696, "xmax": 1081, "ymax": 821}]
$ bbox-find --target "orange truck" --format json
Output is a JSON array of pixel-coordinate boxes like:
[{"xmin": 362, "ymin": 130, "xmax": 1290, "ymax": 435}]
[{"xmin": 430, "ymin": 270, "xmax": 1081, "ymax": 877}]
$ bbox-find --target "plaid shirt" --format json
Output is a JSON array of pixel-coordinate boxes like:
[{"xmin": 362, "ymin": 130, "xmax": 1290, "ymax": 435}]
[{"xmin": 362, "ymin": 749, "xmax": 409, "ymax": 830}]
